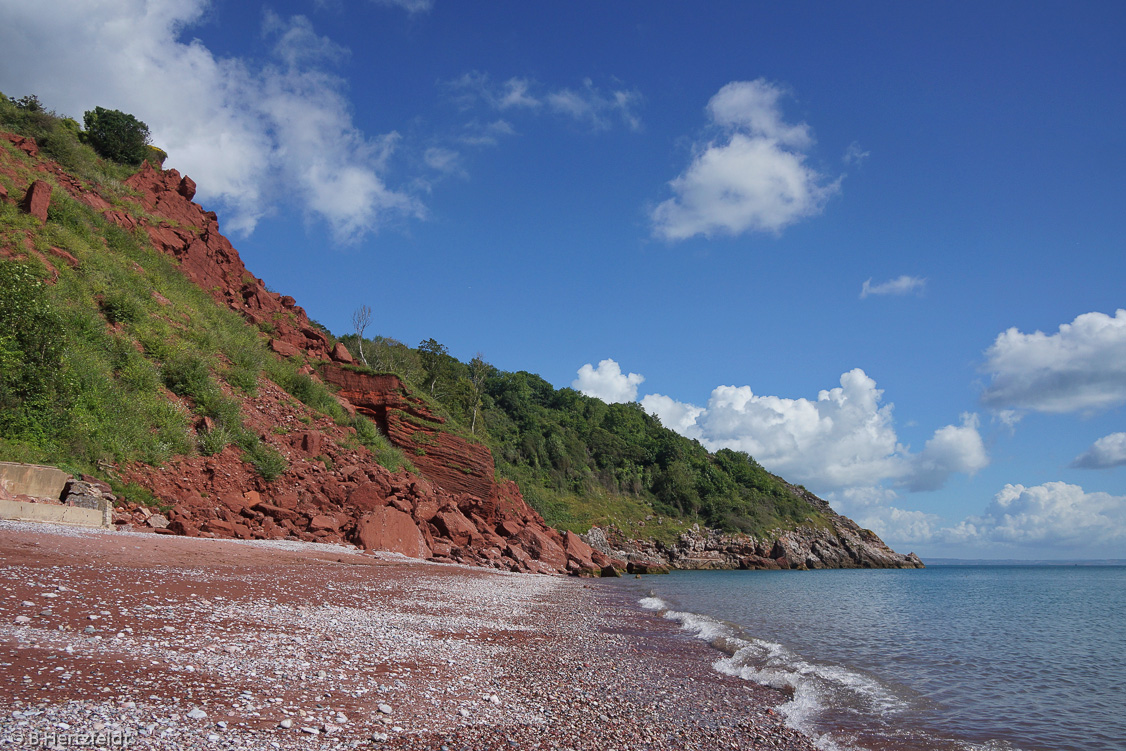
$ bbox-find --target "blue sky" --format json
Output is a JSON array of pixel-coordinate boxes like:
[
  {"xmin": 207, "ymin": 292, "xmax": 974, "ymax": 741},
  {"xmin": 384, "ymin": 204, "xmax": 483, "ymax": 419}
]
[{"xmin": 2, "ymin": 0, "xmax": 1124, "ymax": 559}]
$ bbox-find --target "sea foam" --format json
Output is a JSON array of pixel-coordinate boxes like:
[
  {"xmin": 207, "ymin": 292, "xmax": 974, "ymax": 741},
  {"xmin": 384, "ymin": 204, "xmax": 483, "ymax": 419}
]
[{"xmin": 639, "ymin": 594, "xmax": 909, "ymax": 751}]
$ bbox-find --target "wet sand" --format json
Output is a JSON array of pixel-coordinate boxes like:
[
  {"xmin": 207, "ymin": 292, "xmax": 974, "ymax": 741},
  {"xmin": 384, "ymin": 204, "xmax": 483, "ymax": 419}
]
[{"xmin": 0, "ymin": 520, "xmax": 818, "ymax": 750}]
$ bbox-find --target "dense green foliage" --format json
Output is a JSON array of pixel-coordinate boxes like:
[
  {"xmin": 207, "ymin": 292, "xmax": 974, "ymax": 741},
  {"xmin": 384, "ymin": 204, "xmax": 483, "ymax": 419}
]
[
  {"xmin": 341, "ymin": 333, "xmax": 826, "ymax": 538},
  {"xmin": 0, "ymin": 95, "xmax": 409, "ymax": 481},
  {"xmin": 82, "ymin": 107, "xmax": 151, "ymax": 166},
  {"xmin": 0, "ymin": 261, "xmax": 72, "ymax": 448},
  {"xmin": 481, "ymin": 371, "xmax": 823, "ymax": 535}
]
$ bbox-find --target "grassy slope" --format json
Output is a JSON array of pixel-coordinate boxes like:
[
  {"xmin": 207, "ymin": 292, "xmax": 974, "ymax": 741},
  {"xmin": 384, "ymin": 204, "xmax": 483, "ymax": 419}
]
[{"xmin": 0, "ymin": 95, "xmax": 408, "ymax": 495}]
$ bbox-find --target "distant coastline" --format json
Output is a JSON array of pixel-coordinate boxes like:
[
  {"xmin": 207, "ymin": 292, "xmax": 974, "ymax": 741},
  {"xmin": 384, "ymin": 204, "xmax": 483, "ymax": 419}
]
[{"xmin": 925, "ymin": 557, "xmax": 1126, "ymax": 566}]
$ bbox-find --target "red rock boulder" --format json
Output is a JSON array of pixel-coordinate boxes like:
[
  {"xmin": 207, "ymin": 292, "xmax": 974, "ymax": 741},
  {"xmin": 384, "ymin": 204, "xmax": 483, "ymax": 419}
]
[
  {"xmin": 562, "ymin": 530, "xmax": 597, "ymax": 571},
  {"xmin": 20, "ymin": 180, "xmax": 51, "ymax": 223},
  {"xmin": 177, "ymin": 175, "xmax": 196, "ymax": 200},
  {"xmin": 347, "ymin": 479, "xmax": 392, "ymax": 512},
  {"xmin": 433, "ymin": 508, "xmax": 481, "ymax": 547},
  {"xmin": 354, "ymin": 506, "xmax": 431, "ymax": 558},
  {"xmin": 330, "ymin": 342, "xmax": 354, "ymax": 364},
  {"xmin": 513, "ymin": 526, "xmax": 568, "ymax": 571},
  {"xmin": 269, "ymin": 339, "xmax": 298, "ymax": 358}
]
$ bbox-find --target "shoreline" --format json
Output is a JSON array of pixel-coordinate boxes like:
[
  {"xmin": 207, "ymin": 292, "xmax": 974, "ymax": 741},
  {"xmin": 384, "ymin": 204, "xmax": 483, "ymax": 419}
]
[{"xmin": 0, "ymin": 520, "xmax": 819, "ymax": 750}]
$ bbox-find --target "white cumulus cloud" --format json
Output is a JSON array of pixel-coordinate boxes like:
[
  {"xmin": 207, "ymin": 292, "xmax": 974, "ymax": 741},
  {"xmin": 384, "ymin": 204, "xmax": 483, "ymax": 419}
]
[
  {"xmin": 639, "ymin": 393, "xmax": 705, "ymax": 438},
  {"xmin": 857, "ymin": 506, "xmax": 941, "ymax": 545},
  {"xmin": 573, "ymin": 359, "xmax": 645, "ymax": 404},
  {"xmin": 651, "ymin": 79, "xmax": 840, "ymax": 240},
  {"xmin": 641, "ymin": 368, "xmax": 986, "ymax": 495},
  {"xmin": 981, "ymin": 309, "xmax": 1126, "ymax": 414},
  {"xmin": 0, "ymin": 1, "xmax": 421, "ymax": 240},
  {"xmin": 860, "ymin": 275, "xmax": 926, "ymax": 299},
  {"xmin": 943, "ymin": 482, "xmax": 1126, "ymax": 549},
  {"xmin": 904, "ymin": 413, "xmax": 989, "ymax": 492},
  {"xmin": 856, "ymin": 482, "xmax": 1126, "ymax": 556},
  {"xmin": 1071, "ymin": 432, "xmax": 1126, "ymax": 470}
]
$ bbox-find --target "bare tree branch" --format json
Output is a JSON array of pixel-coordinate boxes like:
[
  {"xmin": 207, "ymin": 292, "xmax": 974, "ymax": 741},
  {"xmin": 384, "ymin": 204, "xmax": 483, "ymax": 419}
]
[{"xmin": 351, "ymin": 305, "xmax": 371, "ymax": 367}]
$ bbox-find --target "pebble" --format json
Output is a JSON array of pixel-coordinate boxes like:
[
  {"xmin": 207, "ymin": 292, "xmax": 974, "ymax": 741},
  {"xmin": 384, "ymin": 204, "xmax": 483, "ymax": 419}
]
[{"xmin": 0, "ymin": 525, "xmax": 821, "ymax": 751}]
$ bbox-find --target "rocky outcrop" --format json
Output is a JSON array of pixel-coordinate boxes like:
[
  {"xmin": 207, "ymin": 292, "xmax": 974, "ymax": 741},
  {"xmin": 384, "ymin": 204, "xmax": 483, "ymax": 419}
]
[
  {"xmin": 116, "ymin": 163, "xmax": 332, "ymax": 361},
  {"xmin": 584, "ymin": 512, "xmax": 923, "ymax": 571},
  {"xmin": 585, "ymin": 485, "xmax": 922, "ymax": 571},
  {"xmin": 3, "ymin": 131, "xmax": 39, "ymax": 157},
  {"xmin": 321, "ymin": 366, "xmax": 497, "ymax": 501}
]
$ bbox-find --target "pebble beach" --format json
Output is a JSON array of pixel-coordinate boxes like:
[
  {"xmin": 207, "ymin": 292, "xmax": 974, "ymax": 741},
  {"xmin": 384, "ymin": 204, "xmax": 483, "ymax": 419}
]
[{"xmin": 0, "ymin": 521, "xmax": 818, "ymax": 750}]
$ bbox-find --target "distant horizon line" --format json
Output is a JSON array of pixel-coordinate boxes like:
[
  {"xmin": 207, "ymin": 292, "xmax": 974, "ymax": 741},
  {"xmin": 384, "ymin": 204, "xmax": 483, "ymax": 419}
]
[{"xmin": 922, "ymin": 557, "xmax": 1126, "ymax": 566}]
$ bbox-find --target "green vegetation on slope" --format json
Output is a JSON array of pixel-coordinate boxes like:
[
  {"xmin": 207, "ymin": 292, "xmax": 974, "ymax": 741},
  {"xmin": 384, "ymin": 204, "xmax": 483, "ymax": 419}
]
[
  {"xmin": 0, "ymin": 93, "xmax": 407, "ymax": 480},
  {"xmin": 339, "ymin": 334, "xmax": 828, "ymax": 540}
]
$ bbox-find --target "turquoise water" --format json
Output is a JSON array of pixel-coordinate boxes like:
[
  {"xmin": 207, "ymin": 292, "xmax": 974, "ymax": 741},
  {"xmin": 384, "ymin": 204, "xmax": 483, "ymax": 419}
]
[{"xmin": 610, "ymin": 566, "xmax": 1126, "ymax": 751}]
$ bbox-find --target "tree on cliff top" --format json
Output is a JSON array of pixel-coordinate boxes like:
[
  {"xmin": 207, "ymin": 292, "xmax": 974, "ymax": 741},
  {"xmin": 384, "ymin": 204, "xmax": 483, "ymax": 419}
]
[
  {"xmin": 82, "ymin": 106, "xmax": 151, "ymax": 166},
  {"xmin": 351, "ymin": 305, "xmax": 372, "ymax": 366},
  {"xmin": 419, "ymin": 338, "xmax": 451, "ymax": 396}
]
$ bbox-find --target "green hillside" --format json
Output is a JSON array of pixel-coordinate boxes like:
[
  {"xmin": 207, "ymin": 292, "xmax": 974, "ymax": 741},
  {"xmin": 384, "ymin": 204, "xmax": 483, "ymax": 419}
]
[{"xmin": 336, "ymin": 335, "xmax": 829, "ymax": 541}]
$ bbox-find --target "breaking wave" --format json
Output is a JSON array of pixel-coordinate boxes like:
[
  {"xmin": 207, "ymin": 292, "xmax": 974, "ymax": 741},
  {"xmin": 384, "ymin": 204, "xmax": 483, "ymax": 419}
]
[{"xmin": 639, "ymin": 595, "xmax": 1020, "ymax": 751}]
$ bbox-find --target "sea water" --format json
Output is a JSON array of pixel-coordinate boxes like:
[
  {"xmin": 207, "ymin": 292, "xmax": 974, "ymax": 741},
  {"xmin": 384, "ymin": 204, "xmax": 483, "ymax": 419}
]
[{"xmin": 610, "ymin": 565, "xmax": 1126, "ymax": 751}]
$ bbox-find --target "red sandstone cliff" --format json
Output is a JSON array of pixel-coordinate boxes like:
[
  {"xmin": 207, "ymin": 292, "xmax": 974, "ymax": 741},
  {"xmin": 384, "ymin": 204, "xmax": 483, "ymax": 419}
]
[{"xmin": 1, "ymin": 135, "xmax": 616, "ymax": 576}]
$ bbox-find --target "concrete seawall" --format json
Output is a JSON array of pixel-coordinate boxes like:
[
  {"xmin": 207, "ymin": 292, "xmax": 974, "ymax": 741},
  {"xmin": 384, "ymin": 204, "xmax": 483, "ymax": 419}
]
[
  {"xmin": 0, "ymin": 462, "xmax": 111, "ymax": 529},
  {"xmin": 0, "ymin": 498, "xmax": 109, "ymax": 528},
  {"xmin": 0, "ymin": 462, "xmax": 69, "ymax": 500}
]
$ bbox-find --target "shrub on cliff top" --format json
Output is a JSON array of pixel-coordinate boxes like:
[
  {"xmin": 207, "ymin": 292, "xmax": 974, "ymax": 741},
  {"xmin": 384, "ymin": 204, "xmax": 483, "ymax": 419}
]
[
  {"xmin": 82, "ymin": 106, "xmax": 151, "ymax": 166},
  {"xmin": 0, "ymin": 93, "xmax": 136, "ymax": 185}
]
